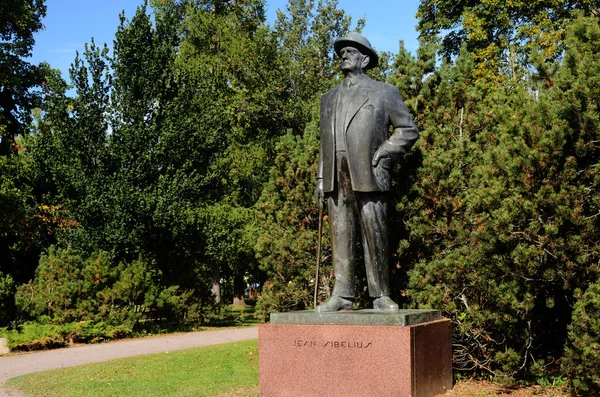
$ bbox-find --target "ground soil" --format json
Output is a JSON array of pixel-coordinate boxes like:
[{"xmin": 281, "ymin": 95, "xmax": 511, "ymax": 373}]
[{"xmin": 447, "ymin": 380, "xmax": 569, "ymax": 397}]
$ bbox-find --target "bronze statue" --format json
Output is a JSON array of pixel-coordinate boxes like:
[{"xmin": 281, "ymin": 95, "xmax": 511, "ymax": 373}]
[{"xmin": 314, "ymin": 32, "xmax": 419, "ymax": 312}]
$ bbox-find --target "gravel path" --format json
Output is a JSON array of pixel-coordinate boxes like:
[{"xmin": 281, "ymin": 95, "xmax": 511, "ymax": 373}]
[{"xmin": 0, "ymin": 327, "xmax": 258, "ymax": 397}]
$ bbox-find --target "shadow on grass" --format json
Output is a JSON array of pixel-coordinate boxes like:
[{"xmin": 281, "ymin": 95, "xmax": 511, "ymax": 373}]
[
  {"xmin": 140, "ymin": 301, "xmax": 261, "ymax": 335},
  {"xmin": 207, "ymin": 301, "xmax": 261, "ymax": 328}
]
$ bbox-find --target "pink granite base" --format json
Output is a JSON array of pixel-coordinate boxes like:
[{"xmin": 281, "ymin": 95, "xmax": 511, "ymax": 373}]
[{"xmin": 259, "ymin": 319, "xmax": 452, "ymax": 397}]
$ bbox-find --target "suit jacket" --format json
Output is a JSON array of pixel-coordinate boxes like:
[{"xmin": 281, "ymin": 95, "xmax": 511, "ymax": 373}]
[{"xmin": 317, "ymin": 75, "xmax": 419, "ymax": 192}]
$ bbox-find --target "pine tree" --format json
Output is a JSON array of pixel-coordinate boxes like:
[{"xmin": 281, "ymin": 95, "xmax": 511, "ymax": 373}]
[
  {"xmin": 392, "ymin": 12, "xmax": 600, "ymax": 380},
  {"xmin": 254, "ymin": 114, "xmax": 331, "ymax": 317}
]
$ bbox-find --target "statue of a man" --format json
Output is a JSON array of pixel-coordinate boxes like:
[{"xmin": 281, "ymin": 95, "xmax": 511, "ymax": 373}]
[{"xmin": 314, "ymin": 32, "xmax": 419, "ymax": 312}]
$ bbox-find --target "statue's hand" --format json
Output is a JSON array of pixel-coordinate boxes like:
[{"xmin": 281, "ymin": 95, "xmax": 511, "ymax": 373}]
[
  {"xmin": 372, "ymin": 147, "xmax": 391, "ymax": 167},
  {"xmin": 315, "ymin": 178, "xmax": 325, "ymax": 208},
  {"xmin": 373, "ymin": 140, "xmax": 406, "ymax": 167}
]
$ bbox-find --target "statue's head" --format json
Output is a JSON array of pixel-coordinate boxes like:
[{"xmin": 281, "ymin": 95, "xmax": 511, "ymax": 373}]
[{"xmin": 334, "ymin": 32, "xmax": 379, "ymax": 71}]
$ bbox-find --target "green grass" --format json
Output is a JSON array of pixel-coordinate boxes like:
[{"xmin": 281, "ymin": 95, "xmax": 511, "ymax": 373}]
[
  {"xmin": 208, "ymin": 303, "xmax": 261, "ymax": 328},
  {"xmin": 6, "ymin": 340, "xmax": 259, "ymax": 397}
]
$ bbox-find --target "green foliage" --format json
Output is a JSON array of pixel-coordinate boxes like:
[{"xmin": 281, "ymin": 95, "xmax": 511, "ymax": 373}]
[
  {"xmin": 0, "ymin": 0, "xmax": 47, "ymax": 155},
  {"xmin": 23, "ymin": 4, "xmax": 215, "ymax": 313},
  {"xmin": 417, "ymin": 0, "xmax": 600, "ymax": 80},
  {"xmin": 1, "ymin": 321, "xmax": 133, "ymax": 351},
  {"xmin": 254, "ymin": 115, "xmax": 332, "ymax": 319},
  {"xmin": 173, "ymin": 0, "xmax": 280, "ymax": 207},
  {"xmin": 15, "ymin": 246, "xmax": 196, "ymax": 329},
  {"xmin": 394, "ymin": 13, "xmax": 600, "ymax": 381},
  {"xmin": 0, "ymin": 0, "xmax": 53, "ymax": 326},
  {"xmin": 0, "ymin": 135, "xmax": 57, "ymax": 326},
  {"xmin": 564, "ymin": 282, "xmax": 600, "ymax": 395},
  {"xmin": 388, "ymin": 37, "xmax": 438, "ymax": 119},
  {"xmin": 0, "ymin": 272, "xmax": 16, "ymax": 325},
  {"xmin": 0, "ymin": 154, "xmax": 32, "ymax": 280}
]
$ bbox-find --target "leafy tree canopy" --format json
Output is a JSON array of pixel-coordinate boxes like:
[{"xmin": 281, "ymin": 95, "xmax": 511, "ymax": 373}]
[
  {"xmin": 417, "ymin": 0, "xmax": 600, "ymax": 80},
  {"xmin": 0, "ymin": 0, "xmax": 47, "ymax": 155}
]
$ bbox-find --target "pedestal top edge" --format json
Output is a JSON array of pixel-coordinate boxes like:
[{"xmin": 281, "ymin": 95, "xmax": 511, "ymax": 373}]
[{"xmin": 269, "ymin": 309, "xmax": 442, "ymax": 326}]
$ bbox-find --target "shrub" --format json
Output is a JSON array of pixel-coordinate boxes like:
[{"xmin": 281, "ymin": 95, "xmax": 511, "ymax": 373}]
[
  {"xmin": 0, "ymin": 321, "xmax": 133, "ymax": 351},
  {"xmin": 255, "ymin": 281, "xmax": 312, "ymax": 322},
  {"xmin": 15, "ymin": 246, "xmax": 199, "ymax": 329},
  {"xmin": 0, "ymin": 272, "xmax": 16, "ymax": 325},
  {"xmin": 563, "ymin": 281, "xmax": 600, "ymax": 395}
]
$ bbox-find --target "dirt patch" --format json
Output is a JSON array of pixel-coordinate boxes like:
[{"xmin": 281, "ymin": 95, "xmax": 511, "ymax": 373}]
[{"xmin": 447, "ymin": 380, "xmax": 569, "ymax": 397}]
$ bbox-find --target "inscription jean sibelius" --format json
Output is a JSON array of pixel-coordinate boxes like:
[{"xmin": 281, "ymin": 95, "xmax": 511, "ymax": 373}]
[{"xmin": 291, "ymin": 339, "xmax": 373, "ymax": 349}]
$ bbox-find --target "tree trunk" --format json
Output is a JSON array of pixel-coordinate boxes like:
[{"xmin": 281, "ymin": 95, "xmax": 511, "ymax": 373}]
[
  {"xmin": 211, "ymin": 263, "xmax": 220, "ymax": 304},
  {"xmin": 232, "ymin": 273, "xmax": 246, "ymax": 306}
]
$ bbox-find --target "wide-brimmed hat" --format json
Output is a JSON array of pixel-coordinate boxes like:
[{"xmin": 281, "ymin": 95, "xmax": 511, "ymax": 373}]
[{"xmin": 334, "ymin": 32, "xmax": 379, "ymax": 70}]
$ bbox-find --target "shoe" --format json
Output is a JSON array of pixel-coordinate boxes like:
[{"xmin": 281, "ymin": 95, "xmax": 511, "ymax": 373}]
[
  {"xmin": 315, "ymin": 296, "xmax": 353, "ymax": 312},
  {"xmin": 373, "ymin": 296, "xmax": 399, "ymax": 311}
]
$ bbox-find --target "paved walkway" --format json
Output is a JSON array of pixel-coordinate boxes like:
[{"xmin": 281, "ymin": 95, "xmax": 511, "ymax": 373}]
[{"xmin": 0, "ymin": 327, "xmax": 258, "ymax": 397}]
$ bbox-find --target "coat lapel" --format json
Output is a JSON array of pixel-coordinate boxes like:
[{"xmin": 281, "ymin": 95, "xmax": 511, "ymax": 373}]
[{"xmin": 344, "ymin": 87, "xmax": 369, "ymax": 132}]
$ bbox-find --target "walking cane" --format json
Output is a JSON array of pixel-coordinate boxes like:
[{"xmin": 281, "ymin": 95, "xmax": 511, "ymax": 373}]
[{"xmin": 314, "ymin": 202, "xmax": 324, "ymax": 308}]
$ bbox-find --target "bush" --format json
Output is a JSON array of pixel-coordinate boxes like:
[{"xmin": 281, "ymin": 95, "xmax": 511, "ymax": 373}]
[
  {"xmin": 15, "ymin": 246, "xmax": 200, "ymax": 329},
  {"xmin": 0, "ymin": 321, "xmax": 133, "ymax": 351},
  {"xmin": 255, "ymin": 281, "xmax": 312, "ymax": 322},
  {"xmin": 0, "ymin": 272, "xmax": 16, "ymax": 325},
  {"xmin": 563, "ymin": 281, "xmax": 600, "ymax": 395}
]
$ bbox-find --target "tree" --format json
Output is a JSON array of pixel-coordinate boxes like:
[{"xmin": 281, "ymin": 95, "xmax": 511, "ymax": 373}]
[
  {"xmin": 15, "ymin": 246, "xmax": 190, "ymax": 335},
  {"xmin": 24, "ymin": 38, "xmax": 112, "ymax": 257},
  {"xmin": 564, "ymin": 281, "xmax": 600, "ymax": 395},
  {"xmin": 20, "ymin": 3, "xmax": 217, "ymax": 323},
  {"xmin": 167, "ymin": 0, "xmax": 362, "ymax": 304},
  {"xmin": 388, "ymin": 38, "xmax": 438, "ymax": 120},
  {"xmin": 254, "ymin": 117, "xmax": 331, "ymax": 318},
  {"xmin": 0, "ymin": 0, "xmax": 48, "ymax": 325},
  {"xmin": 165, "ymin": 0, "xmax": 276, "ymax": 303},
  {"xmin": 0, "ymin": 0, "xmax": 47, "ymax": 155},
  {"xmin": 392, "ymin": 13, "xmax": 600, "ymax": 381},
  {"xmin": 416, "ymin": 0, "xmax": 600, "ymax": 79}
]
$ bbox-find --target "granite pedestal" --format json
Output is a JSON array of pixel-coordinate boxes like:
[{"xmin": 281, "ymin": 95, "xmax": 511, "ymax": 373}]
[{"xmin": 259, "ymin": 310, "xmax": 452, "ymax": 397}]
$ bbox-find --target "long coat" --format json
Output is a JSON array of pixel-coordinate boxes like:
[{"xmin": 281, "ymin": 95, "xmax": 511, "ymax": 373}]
[{"xmin": 317, "ymin": 75, "xmax": 419, "ymax": 192}]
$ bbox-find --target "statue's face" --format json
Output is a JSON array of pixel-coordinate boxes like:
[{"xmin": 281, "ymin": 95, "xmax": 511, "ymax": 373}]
[{"xmin": 340, "ymin": 46, "xmax": 368, "ymax": 73}]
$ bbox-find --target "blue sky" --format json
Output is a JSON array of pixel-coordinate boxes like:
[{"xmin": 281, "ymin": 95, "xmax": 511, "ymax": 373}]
[{"xmin": 30, "ymin": 0, "xmax": 421, "ymax": 81}]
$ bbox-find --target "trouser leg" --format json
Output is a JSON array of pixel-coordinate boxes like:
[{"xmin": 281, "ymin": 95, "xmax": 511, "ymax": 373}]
[
  {"xmin": 358, "ymin": 192, "xmax": 390, "ymax": 298},
  {"xmin": 328, "ymin": 153, "xmax": 356, "ymax": 299}
]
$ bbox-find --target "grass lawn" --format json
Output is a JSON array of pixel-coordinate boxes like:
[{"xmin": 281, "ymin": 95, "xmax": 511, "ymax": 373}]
[
  {"xmin": 5, "ymin": 321, "xmax": 568, "ymax": 397},
  {"xmin": 6, "ymin": 340, "xmax": 259, "ymax": 397},
  {"xmin": 211, "ymin": 303, "xmax": 261, "ymax": 328}
]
